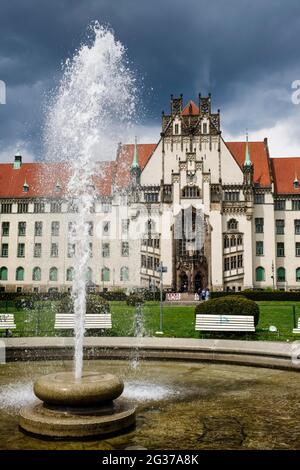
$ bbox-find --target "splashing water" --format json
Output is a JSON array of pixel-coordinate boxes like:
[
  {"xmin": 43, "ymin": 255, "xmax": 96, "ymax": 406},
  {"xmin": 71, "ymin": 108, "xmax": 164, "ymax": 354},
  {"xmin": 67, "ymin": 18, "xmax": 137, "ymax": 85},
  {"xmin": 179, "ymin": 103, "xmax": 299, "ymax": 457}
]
[{"xmin": 44, "ymin": 23, "xmax": 137, "ymax": 379}]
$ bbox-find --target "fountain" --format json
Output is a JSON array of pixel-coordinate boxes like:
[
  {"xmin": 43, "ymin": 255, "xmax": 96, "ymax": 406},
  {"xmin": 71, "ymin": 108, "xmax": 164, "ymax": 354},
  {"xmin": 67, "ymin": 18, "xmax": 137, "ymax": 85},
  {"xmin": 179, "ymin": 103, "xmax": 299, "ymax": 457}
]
[{"xmin": 19, "ymin": 23, "xmax": 137, "ymax": 438}]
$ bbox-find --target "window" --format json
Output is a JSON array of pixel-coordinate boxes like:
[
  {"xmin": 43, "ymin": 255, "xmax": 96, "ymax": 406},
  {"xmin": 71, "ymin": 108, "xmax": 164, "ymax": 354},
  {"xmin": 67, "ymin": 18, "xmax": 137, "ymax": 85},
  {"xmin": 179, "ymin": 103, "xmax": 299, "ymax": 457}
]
[
  {"xmin": 68, "ymin": 222, "xmax": 76, "ymax": 237},
  {"xmin": 144, "ymin": 192, "xmax": 159, "ymax": 202},
  {"xmin": 67, "ymin": 243, "xmax": 75, "ymax": 258},
  {"xmin": 17, "ymin": 202, "xmax": 28, "ymax": 213},
  {"xmin": 224, "ymin": 258, "xmax": 230, "ymax": 271},
  {"xmin": 103, "ymin": 221, "xmax": 110, "ymax": 236},
  {"xmin": 230, "ymin": 236, "xmax": 236, "ymax": 247},
  {"xmin": 230, "ymin": 256, "xmax": 237, "ymax": 269},
  {"xmin": 87, "ymin": 221, "xmax": 93, "ymax": 236},
  {"xmin": 89, "ymin": 242, "xmax": 93, "ymax": 258},
  {"xmin": 224, "ymin": 236, "xmax": 229, "ymax": 249},
  {"xmin": 296, "ymin": 268, "xmax": 300, "ymax": 282},
  {"xmin": 295, "ymin": 220, "xmax": 300, "ymax": 235},
  {"xmin": 224, "ymin": 191, "xmax": 239, "ymax": 202},
  {"xmin": 102, "ymin": 242, "xmax": 110, "ymax": 258},
  {"xmin": 34, "ymin": 243, "xmax": 41, "ymax": 258},
  {"xmin": 237, "ymin": 235, "xmax": 243, "ymax": 246},
  {"xmin": 17, "ymin": 243, "xmax": 25, "ymax": 257},
  {"xmin": 1, "ymin": 203, "xmax": 12, "ymax": 214},
  {"xmin": 237, "ymin": 254, "xmax": 243, "ymax": 268},
  {"xmin": 49, "ymin": 267, "xmax": 58, "ymax": 282},
  {"xmin": 147, "ymin": 256, "xmax": 153, "ymax": 270},
  {"xmin": 277, "ymin": 267, "xmax": 285, "ymax": 282},
  {"xmin": 141, "ymin": 254, "xmax": 147, "ymax": 268},
  {"xmin": 122, "ymin": 219, "xmax": 129, "ymax": 235},
  {"xmin": 16, "ymin": 267, "xmax": 24, "ymax": 281},
  {"xmin": 102, "ymin": 267, "xmax": 110, "ymax": 282},
  {"xmin": 255, "ymin": 218, "xmax": 264, "ymax": 233},
  {"xmin": 182, "ymin": 186, "xmax": 200, "ymax": 198},
  {"xmin": 50, "ymin": 201, "xmax": 62, "ymax": 213},
  {"xmin": 32, "ymin": 267, "xmax": 41, "ymax": 281},
  {"xmin": 18, "ymin": 221, "xmax": 26, "ymax": 236},
  {"xmin": 256, "ymin": 241, "xmax": 264, "ymax": 256},
  {"xmin": 254, "ymin": 194, "xmax": 265, "ymax": 204},
  {"xmin": 277, "ymin": 242, "xmax": 285, "ymax": 257},
  {"xmin": 51, "ymin": 243, "xmax": 59, "ymax": 257},
  {"xmin": 2, "ymin": 222, "xmax": 9, "ymax": 236},
  {"xmin": 274, "ymin": 199, "xmax": 286, "ymax": 211},
  {"xmin": 174, "ymin": 123, "xmax": 179, "ymax": 134},
  {"xmin": 292, "ymin": 199, "xmax": 300, "ymax": 211},
  {"xmin": 101, "ymin": 201, "xmax": 112, "ymax": 213},
  {"xmin": 0, "ymin": 267, "xmax": 8, "ymax": 281},
  {"xmin": 66, "ymin": 267, "xmax": 74, "ymax": 281},
  {"xmin": 276, "ymin": 219, "xmax": 285, "ymax": 235},
  {"xmin": 35, "ymin": 221, "xmax": 43, "ymax": 236},
  {"xmin": 296, "ymin": 243, "xmax": 300, "ymax": 257},
  {"xmin": 256, "ymin": 266, "xmax": 265, "ymax": 282},
  {"xmin": 34, "ymin": 202, "xmax": 45, "ymax": 213},
  {"xmin": 51, "ymin": 221, "xmax": 60, "ymax": 236},
  {"xmin": 1, "ymin": 244, "xmax": 8, "ymax": 257},
  {"xmin": 227, "ymin": 219, "xmax": 238, "ymax": 230},
  {"xmin": 67, "ymin": 201, "xmax": 78, "ymax": 213},
  {"xmin": 120, "ymin": 266, "xmax": 129, "ymax": 281},
  {"xmin": 86, "ymin": 267, "xmax": 92, "ymax": 282},
  {"xmin": 121, "ymin": 241, "xmax": 129, "ymax": 256},
  {"xmin": 202, "ymin": 122, "xmax": 208, "ymax": 134}
]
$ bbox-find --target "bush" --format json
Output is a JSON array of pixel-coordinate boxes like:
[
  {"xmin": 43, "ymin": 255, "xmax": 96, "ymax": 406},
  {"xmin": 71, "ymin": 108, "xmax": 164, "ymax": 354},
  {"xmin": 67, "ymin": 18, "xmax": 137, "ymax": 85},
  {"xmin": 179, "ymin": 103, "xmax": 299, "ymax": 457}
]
[
  {"xmin": 126, "ymin": 293, "xmax": 145, "ymax": 306},
  {"xmin": 210, "ymin": 290, "xmax": 300, "ymax": 302},
  {"xmin": 15, "ymin": 297, "xmax": 35, "ymax": 310},
  {"xmin": 195, "ymin": 295, "xmax": 260, "ymax": 326},
  {"xmin": 100, "ymin": 289, "xmax": 127, "ymax": 301},
  {"xmin": 57, "ymin": 295, "xmax": 110, "ymax": 314}
]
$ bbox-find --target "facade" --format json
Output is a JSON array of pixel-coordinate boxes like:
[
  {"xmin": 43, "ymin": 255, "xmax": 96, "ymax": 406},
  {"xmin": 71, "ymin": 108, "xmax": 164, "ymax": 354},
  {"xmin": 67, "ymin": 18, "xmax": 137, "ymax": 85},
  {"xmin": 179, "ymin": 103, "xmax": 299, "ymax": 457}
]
[{"xmin": 1, "ymin": 94, "xmax": 300, "ymax": 293}]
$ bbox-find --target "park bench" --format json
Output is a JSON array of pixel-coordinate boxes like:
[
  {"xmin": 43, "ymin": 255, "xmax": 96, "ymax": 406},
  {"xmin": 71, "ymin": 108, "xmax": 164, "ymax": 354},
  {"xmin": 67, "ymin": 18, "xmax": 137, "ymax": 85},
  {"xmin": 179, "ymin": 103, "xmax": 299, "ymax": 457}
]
[
  {"xmin": 54, "ymin": 313, "xmax": 112, "ymax": 331},
  {"xmin": 0, "ymin": 314, "xmax": 16, "ymax": 336},
  {"xmin": 293, "ymin": 318, "xmax": 300, "ymax": 334},
  {"xmin": 195, "ymin": 314, "xmax": 255, "ymax": 332}
]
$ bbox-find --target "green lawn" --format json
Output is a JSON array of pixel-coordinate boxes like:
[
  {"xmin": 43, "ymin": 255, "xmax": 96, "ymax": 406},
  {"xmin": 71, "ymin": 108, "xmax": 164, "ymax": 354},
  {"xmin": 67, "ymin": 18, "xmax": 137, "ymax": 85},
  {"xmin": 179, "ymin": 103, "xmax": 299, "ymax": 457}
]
[{"xmin": 0, "ymin": 300, "xmax": 299, "ymax": 341}]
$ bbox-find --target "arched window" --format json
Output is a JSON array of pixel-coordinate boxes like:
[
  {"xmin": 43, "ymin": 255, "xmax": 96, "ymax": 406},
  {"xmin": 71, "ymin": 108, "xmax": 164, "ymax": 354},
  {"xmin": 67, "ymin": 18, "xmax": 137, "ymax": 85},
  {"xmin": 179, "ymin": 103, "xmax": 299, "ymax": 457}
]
[
  {"xmin": 66, "ymin": 267, "xmax": 74, "ymax": 281},
  {"xmin": 86, "ymin": 267, "xmax": 92, "ymax": 282},
  {"xmin": 277, "ymin": 267, "xmax": 285, "ymax": 282},
  {"xmin": 32, "ymin": 267, "xmax": 41, "ymax": 281},
  {"xmin": 256, "ymin": 266, "xmax": 265, "ymax": 282},
  {"xmin": 49, "ymin": 267, "xmax": 58, "ymax": 282},
  {"xmin": 181, "ymin": 186, "xmax": 200, "ymax": 198},
  {"xmin": 120, "ymin": 266, "xmax": 129, "ymax": 281},
  {"xmin": 102, "ymin": 267, "xmax": 110, "ymax": 282},
  {"xmin": 230, "ymin": 236, "xmax": 236, "ymax": 247},
  {"xmin": 237, "ymin": 235, "xmax": 243, "ymax": 246},
  {"xmin": 227, "ymin": 219, "xmax": 238, "ymax": 231},
  {"xmin": 0, "ymin": 267, "xmax": 8, "ymax": 281},
  {"xmin": 16, "ymin": 267, "xmax": 24, "ymax": 281},
  {"xmin": 296, "ymin": 268, "xmax": 300, "ymax": 282}
]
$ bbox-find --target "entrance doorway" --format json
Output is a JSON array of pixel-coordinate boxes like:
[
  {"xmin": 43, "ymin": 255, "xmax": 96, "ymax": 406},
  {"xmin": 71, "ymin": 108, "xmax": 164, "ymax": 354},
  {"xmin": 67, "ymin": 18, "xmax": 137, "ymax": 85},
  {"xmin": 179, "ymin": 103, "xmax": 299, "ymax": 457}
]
[
  {"xmin": 180, "ymin": 272, "xmax": 188, "ymax": 292},
  {"xmin": 194, "ymin": 272, "xmax": 202, "ymax": 293}
]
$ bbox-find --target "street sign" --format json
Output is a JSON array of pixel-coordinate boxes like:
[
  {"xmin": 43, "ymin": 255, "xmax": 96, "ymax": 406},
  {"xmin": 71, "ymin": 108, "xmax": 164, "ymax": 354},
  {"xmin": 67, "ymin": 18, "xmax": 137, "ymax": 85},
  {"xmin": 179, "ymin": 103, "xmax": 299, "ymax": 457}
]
[{"xmin": 156, "ymin": 266, "xmax": 167, "ymax": 273}]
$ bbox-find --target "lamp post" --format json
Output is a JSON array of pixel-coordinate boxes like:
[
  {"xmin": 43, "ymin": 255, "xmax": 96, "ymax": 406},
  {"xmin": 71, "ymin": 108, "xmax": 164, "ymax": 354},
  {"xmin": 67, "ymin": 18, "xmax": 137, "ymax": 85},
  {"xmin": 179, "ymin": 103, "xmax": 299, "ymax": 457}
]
[
  {"xmin": 155, "ymin": 261, "xmax": 167, "ymax": 334},
  {"xmin": 271, "ymin": 261, "xmax": 275, "ymax": 290}
]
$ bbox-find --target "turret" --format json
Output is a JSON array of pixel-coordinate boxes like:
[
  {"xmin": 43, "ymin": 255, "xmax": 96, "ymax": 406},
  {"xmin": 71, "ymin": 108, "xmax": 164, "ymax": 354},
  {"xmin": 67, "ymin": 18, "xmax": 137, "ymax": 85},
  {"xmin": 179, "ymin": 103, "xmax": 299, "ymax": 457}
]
[{"xmin": 130, "ymin": 137, "xmax": 141, "ymax": 186}]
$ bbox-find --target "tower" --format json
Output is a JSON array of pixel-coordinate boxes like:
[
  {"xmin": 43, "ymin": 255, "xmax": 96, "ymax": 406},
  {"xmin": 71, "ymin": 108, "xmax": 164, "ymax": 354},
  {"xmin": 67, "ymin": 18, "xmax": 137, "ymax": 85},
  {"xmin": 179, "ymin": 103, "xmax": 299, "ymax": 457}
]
[{"xmin": 130, "ymin": 137, "xmax": 141, "ymax": 186}]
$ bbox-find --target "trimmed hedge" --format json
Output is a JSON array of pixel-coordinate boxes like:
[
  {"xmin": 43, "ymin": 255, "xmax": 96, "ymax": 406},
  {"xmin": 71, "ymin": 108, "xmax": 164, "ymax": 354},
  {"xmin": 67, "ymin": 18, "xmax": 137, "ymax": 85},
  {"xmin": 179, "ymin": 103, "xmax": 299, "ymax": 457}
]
[
  {"xmin": 195, "ymin": 295, "xmax": 260, "ymax": 326},
  {"xmin": 57, "ymin": 294, "xmax": 110, "ymax": 314},
  {"xmin": 210, "ymin": 290, "xmax": 300, "ymax": 302}
]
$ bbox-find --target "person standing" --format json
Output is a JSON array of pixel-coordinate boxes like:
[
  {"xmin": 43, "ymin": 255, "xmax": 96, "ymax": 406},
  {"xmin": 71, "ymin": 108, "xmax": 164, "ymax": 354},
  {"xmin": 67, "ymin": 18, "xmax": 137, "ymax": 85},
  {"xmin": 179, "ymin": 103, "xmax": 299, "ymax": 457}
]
[
  {"xmin": 201, "ymin": 288, "xmax": 206, "ymax": 301},
  {"xmin": 205, "ymin": 288, "xmax": 210, "ymax": 301}
]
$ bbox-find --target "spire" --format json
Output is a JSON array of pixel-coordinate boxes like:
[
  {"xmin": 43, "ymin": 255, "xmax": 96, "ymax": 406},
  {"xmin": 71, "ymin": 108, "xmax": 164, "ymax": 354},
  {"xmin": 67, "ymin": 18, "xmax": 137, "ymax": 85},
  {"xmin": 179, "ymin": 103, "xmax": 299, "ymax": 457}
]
[
  {"xmin": 244, "ymin": 130, "xmax": 252, "ymax": 167},
  {"xmin": 131, "ymin": 136, "xmax": 139, "ymax": 169}
]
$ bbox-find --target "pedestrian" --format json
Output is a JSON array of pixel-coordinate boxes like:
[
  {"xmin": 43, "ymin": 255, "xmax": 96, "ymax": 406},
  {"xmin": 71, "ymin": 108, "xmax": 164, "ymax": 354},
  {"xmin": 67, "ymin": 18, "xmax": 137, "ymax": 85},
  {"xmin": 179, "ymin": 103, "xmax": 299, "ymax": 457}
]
[
  {"xmin": 201, "ymin": 288, "xmax": 206, "ymax": 301},
  {"xmin": 205, "ymin": 288, "xmax": 210, "ymax": 301}
]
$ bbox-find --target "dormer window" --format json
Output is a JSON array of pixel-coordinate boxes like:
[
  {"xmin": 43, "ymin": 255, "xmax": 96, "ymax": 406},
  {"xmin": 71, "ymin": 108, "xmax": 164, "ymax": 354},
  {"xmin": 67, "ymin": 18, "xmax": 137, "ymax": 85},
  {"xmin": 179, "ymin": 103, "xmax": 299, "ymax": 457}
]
[
  {"xmin": 174, "ymin": 123, "xmax": 179, "ymax": 135},
  {"xmin": 55, "ymin": 182, "xmax": 61, "ymax": 193},
  {"xmin": 23, "ymin": 180, "xmax": 29, "ymax": 193},
  {"xmin": 202, "ymin": 122, "xmax": 208, "ymax": 134},
  {"xmin": 294, "ymin": 177, "xmax": 299, "ymax": 189}
]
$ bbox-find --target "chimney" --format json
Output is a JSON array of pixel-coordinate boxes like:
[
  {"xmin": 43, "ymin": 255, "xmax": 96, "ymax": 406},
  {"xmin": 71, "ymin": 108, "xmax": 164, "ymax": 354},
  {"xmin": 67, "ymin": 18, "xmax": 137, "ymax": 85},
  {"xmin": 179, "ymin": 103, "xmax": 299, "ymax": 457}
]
[{"xmin": 13, "ymin": 151, "xmax": 22, "ymax": 169}]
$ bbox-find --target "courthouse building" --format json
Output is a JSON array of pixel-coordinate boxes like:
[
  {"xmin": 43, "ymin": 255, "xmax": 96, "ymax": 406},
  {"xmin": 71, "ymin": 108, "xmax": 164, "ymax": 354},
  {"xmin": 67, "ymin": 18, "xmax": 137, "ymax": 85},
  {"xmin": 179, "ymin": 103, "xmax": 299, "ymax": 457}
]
[{"xmin": 0, "ymin": 94, "xmax": 300, "ymax": 293}]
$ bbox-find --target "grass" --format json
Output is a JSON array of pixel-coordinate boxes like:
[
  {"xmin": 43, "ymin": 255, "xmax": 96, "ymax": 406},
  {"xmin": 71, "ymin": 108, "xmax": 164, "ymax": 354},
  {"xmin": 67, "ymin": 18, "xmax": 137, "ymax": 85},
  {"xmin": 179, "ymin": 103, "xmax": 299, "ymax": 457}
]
[{"xmin": 0, "ymin": 300, "xmax": 299, "ymax": 342}]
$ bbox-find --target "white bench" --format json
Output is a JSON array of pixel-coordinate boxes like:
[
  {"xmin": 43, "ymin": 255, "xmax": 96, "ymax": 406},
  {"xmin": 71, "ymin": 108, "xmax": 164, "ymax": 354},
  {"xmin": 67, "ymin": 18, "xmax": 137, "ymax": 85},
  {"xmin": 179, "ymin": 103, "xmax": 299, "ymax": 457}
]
[
  {"xmin": 0, "ymin": 314, "xmax": 16, "ymax": 334},
  {"xmin": 293, "ymin": 318, "xmax": 300, "ymax": 334},
  {"xmin": 195, "ymin": 314, "xmax": 255, "ymax": 332},
  {"xmin": 55, "ymin": 313, "xmax": 112, "ymax": 330}
]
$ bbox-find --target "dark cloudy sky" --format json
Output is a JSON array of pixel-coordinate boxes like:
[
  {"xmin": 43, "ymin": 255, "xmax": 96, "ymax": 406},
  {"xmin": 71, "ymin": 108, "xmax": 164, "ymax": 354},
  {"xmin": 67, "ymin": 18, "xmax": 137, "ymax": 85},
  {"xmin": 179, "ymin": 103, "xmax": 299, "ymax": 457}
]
[{"xmin": 1, "ymin": 0, "xmax": 300, "ymax": 161}]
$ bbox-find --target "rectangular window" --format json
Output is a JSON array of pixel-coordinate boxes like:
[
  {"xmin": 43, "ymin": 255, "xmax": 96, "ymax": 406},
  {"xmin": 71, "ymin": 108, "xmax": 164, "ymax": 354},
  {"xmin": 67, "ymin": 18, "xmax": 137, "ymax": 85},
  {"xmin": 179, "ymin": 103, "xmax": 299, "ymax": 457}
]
[
  {"xmin": 254, "ymin": 194, "xmax": 265, "ymax": 204},
  {"xmin": 144, "ymin": 193, "xmax": 159, "ymax": 203},
  {"xmin": 68, "ymin": 222, "xmax": 76, "ymax": 237},
  {"xmin": 101, "ymin": 201, "xmax": 112, "ymax": 213},
  {"xmin": 2, "ymin": 222, "xmax": 9, "ymax": 236},
  {"xmin": 255, "ymin": 218, "xmax": 264, "ymax": 233},
  {"xmin": 1, "ymin": 203, "xmax": 12, "ymax": 214},
  {"xmin": 230, "ymin": 256, "xmax": 237, "ymax": 269},
  {"xmin": 295, "ymin": 220, "xmax": 300, "ymax": 235},
  {"xmin": 121, "ymin": 241, "xmax": 129, "ymax": 256},
  {"xmin": 296, "ymin": 243, "xmax": 300, "ymax": 257},
  {"xmin": 51, "ymin": 221, "xmax": 60, "ymax": 236},
  {"xmin": 34, "ymin": 243, "xmax": 41, "ymax": 258},
  {"xmin": 103, "ymin": 221, "xmax": 110, "ymax": 236},
  {"xmin": 147, "ymin": 256, "xmax": 153, "ymax": 270},
  {"xmin": 237, "ymin": 254, "xmax": 243, "ymax": 268},
  {"xmin": 1, "ymin": 243, "xmax": 8, "ymax": 257},
  {"xmin": 50, "ymin": 201, "xmax": 62, "ymax": 213},
  {"xmin": 174, "ymin": 123, "xmax": 179, "ymax": 134},
  {"xmin": 292, "ymin": 199, "xmax": 300, "ymax": 211},
  {"xmin": 102, "ymin": 242, "xmax": 110, "ymax": 258},
  {"xmin": 121, "ymin": 219, "xmax": 130, "ymax": 235},
  {"xmin": 67, "ymin": 243, "xmax": 75, "ymax": 258},
  {"xmin": 141, "ymin": 254, "xmax": 147, "ymax": 268},
  {"xmin": 67, "ymin": 201, "xmax": 78, "ymax": 213},
  {"xmin": 17, "ymin": 202, "xmax": 28, "ymax": 213},
  {"xmin": 256, "ymin": 241, "xmax": 264, "ymax": 256},
  {"xmin": 276, "ymin": 219, "xmax": 285, "ymax": 235},
  {"xmin": 18, "ymin": 221, "xmax": 26, "ymax": 236},
  {"xmin": 224, "ymin": 192, "xmax": 240, "ymax": 202},
  {"xmin": 51, "ymin": 243, "xmax": 59, "ymax": 257},
  {"xmin": 89, "ymin": 242, "xmax": 93, "ymax": 258},
  {"xmin": 202, "ymin": 123, "xmax": 208, "ymax": 134},
  {"xmin": 277, "ymin": 242, "xmax": 285, "ymax": 257},
  {"xmin": 34, "ymin": 221, "xmax": 43, "ymax": 237},
  {"xmin": 275, "ymin": 199, "xmax": 286, "ymax": 210},
  {"xmin": 34, "ymin": 202, "xmax": 45, "ymax": 213},
  {"xmin": 17, "ymin": 243, "xmax": 25, "ymax": 257},
  {"xmin": 87, "ymin": 222, "xmax": 93, "ymax": 236},
  {"xmin": 224, "ymin": 258, "xmax": 230, "ymax": 271}
]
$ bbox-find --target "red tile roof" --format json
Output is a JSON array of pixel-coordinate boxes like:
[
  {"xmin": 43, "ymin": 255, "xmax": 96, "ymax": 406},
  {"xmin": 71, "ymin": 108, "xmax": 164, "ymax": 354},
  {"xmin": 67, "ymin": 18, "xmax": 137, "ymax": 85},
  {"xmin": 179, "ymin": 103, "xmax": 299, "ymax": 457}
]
[
  {"xmin": 114, "ymin": 143, "xmax": 156, "ymax": 188},
  {"xmin": 271, "ymin": 157, "xmax": 300, "ymax": 194},
  {"xmin": 182, "ymin": 100, "xmax": 199, "ymax": 115},
  {"xmin": 226, "ymin": 141, "xmax": 271, "ymax": 187}
]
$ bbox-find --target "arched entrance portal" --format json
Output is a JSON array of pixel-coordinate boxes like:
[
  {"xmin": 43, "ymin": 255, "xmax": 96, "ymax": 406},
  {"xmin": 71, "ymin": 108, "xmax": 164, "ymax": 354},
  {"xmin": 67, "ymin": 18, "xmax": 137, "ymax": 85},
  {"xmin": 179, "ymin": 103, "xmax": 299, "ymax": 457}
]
[
  {"xmin": 194, "ymin": 272, "xmax": 202, "ymax": 292},
  {"xmin": 180, "ymin": 272, "xmax": 188, "ymax": 292}
]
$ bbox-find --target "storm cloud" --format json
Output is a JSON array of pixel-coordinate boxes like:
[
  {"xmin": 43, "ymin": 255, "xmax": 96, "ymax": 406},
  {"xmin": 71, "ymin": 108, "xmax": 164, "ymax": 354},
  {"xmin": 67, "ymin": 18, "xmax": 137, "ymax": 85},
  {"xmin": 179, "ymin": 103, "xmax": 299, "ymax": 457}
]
[{"xmin": 1, "ymin": 0, "xmax": 300, "ymax": 160}]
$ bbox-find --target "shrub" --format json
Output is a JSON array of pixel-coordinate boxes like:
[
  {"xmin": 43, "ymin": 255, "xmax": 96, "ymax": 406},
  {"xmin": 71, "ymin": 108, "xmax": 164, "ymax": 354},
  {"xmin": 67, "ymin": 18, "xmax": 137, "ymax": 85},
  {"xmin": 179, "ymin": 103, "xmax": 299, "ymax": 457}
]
[
  {"xmin": 195, "ymin": 295, "xmax": 260, "ymax": 326},
  {"xmin": 15, "ymin": 297, "xmax": 35, "ymax": 310},
  {"xmin": 126, "ymin": 292, "xmax": 145, "ymax": 306},
  {"xmin": 57, "ymin": 295, "xmax": 110, "ymax": 314},
  {"xmin": 100, "ymin": 289, "xmax": 127, "ymax": 301},
  {"xmin": 210, "ymin": 290, "xmax": 300, "ymax": 302}
]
